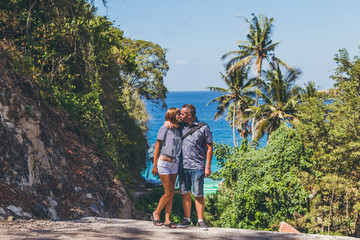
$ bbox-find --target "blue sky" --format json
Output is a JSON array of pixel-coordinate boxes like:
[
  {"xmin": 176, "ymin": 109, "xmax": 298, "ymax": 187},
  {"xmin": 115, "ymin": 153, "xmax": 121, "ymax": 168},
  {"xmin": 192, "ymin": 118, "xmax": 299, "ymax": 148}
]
[{"xmin": 94, "ymin": 0, "xmax": 360, "ymax": 91}]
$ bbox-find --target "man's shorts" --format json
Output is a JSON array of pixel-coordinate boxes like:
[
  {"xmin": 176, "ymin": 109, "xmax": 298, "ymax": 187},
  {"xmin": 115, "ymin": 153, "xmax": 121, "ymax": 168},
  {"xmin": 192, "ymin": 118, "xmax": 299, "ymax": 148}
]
[
  {"xmin": 178, "ymin": 168, "xmax": 204, "ymax": 197},
  {"xmin": 157, "ymin": 159, "xmax": 179, "ymax": 175}
]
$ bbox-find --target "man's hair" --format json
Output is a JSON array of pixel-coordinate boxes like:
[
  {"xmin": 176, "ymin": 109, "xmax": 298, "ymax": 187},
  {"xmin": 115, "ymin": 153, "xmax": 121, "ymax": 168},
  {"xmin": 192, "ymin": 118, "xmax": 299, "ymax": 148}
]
[
  {"xmin": 182, "ymin": 104, "xmax": 196, "ymax": 117},
  {"xmin": 165, "ymin": 108, "xmax": 180, "ymax": 128}
]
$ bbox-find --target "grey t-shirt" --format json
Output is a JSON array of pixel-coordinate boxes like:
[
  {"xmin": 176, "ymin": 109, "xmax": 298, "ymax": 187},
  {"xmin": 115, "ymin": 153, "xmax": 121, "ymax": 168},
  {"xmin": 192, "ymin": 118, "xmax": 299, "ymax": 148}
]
[
  {"xmin": 156, "ymin": 125, "xmax": 182, "ymax": 159},
  {"xmin": 181, "ymin": 120, "xmax": 213, "ymax": 170}
]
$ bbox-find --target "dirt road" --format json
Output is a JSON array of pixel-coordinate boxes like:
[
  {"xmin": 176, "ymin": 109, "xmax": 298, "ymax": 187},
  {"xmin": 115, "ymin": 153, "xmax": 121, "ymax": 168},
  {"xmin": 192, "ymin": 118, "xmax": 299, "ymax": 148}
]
[{"xmin": 0, "ymin": 217, "xmax": 357, "ymax": 240}]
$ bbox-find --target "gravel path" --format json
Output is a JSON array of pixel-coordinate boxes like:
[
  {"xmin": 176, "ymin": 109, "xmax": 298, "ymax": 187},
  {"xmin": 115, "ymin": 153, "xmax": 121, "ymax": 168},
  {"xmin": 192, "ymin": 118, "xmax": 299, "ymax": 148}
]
[{"xmin": 0, "ymin": 217, "xmax": 357, "ymax": 240}]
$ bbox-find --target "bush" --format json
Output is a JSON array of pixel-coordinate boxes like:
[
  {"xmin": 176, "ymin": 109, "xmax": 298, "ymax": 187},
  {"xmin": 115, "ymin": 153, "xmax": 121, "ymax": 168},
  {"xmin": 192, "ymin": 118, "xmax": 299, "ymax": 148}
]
[{"xmin": 206, "ymin": 124, "xmax": 312, "ymax": 230}]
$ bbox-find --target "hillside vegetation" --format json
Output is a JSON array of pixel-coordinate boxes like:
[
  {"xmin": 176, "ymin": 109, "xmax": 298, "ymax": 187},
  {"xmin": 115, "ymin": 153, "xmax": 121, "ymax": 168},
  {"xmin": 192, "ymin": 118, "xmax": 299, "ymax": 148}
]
[
  {"xmin": 0, "ymin": 0, "xmax": 168, "ymax": 181},
  {"xmin": 0, "ymin": 0, "xmax": 167, "ymax": 220}
]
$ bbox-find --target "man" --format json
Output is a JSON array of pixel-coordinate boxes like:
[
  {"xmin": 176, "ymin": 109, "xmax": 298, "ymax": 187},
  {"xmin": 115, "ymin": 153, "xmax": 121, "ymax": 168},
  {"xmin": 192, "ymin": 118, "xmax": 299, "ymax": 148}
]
[{"xmin": 177, "ymin": 104, "xmax": 213, "ymax": 231}]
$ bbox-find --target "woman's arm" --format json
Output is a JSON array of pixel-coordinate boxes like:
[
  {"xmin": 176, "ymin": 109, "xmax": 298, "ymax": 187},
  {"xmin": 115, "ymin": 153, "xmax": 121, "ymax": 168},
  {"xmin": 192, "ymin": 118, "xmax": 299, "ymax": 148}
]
[{"xmin": 152, "ymin": 140, "xmax": 162, "ymax": 176}]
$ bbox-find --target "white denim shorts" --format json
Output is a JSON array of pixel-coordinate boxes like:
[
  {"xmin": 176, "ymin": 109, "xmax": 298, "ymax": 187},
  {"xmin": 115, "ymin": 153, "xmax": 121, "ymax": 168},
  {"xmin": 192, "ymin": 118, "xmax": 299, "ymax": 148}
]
[{"xmin": 157, "ymin": 159, "xmax": 179, "ymax": 175}]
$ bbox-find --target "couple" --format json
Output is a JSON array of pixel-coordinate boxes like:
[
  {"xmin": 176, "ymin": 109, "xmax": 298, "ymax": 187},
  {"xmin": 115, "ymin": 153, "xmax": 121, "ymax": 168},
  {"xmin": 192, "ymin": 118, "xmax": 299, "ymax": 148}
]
[{"xmin": 151, "ymin": 104, "xmax": 213, "ymax": 230}]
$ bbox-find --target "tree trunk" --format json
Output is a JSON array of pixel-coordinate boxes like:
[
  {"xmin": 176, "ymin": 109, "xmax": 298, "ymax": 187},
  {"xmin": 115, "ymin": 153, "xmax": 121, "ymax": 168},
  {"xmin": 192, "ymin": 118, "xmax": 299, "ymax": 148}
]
[
  {"xmin": 346, "ymin": 191, "xmax": 350, "ymax": 235},
  {"xmin": 355, "ymin": 211, "xmax": 360, "ymax": 237},
  {"xmin": 25, "ymin": 0, "xmax": 37, "ymax": 54},
  {"xmin": 251, "ymin": 93, "xmax": 259, "ymax": 142},
  {"xmin": 328, "ymin": 184, "xmax": 335, "ymax": 235},
  {"xmin": 233, "ymin": 102, "xmax": 237, "ymax": 147},
  {"xmin": 251, "ymin": 68, "xmax": 261, "ymax": 142}
]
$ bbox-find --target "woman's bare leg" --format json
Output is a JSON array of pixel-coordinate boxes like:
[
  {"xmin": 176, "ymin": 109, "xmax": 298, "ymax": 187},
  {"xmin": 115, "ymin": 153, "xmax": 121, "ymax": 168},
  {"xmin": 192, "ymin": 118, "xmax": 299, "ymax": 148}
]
[
  {"xmin": 164, "ymin": 174, "xmax": 177, "ymax": 224},
  {"xmin": 153, "ymin": 174, "xmax": 175, "ymax": 223}
]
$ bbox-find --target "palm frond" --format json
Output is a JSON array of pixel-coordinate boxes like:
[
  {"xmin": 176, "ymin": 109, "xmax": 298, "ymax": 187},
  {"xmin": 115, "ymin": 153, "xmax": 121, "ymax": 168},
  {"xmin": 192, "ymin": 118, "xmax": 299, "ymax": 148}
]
[
  {"xmin": 226, "ymin": 56, "xmax": 253, "ymax": 76},
  {"xmin": 272, "ymin": 56, "xmax": 293, "ymax": 71},
  {"xmin": 254, "ymin": 88, "xmax": 272, "ymax": 105},
  {"xmin": 254, "ymin": 118, "xmax": 270, "ymax": 141},
  {"xmin": 207, "ymin": 86, "xmax": 228, "ymax": 93},
  {"xmin": 282, "ymin": 97, "xmax": 298, "ymax": 111},
  {"xmin": 206, "ymin": 94, "xmax": 231, "ymax": 105},
  {"xmin": 268, "ymin": 105, "xmax": 277, "ymax": 112}
]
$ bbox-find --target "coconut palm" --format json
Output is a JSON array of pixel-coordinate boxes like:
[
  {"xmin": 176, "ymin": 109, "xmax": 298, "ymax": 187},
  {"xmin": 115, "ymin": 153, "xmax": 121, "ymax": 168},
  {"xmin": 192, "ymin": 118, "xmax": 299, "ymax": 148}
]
[
  {"xmin": 207, "ymin": 66, "xmax": 254, "ymax": 146},
  {"xmin": 222, "ymin": 13, "xmax": 292, "ymax": 141},
  {"xmin": 222, "ymin": 13, "xmax": 291, "ymax": 82},
  {"xmin": 301, "ymin": 81, "xmax": 318, "ymax": 98},
  {"xmin": 247, "ymin": 64, "xmax": 302, "ymax": 142}
]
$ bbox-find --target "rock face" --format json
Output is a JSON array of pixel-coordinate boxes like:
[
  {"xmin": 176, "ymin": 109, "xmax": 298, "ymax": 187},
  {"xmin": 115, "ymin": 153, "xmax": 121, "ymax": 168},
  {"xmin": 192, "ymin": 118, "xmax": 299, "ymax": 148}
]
[{"xmin": 0, "ymin": 52, "xmax": 143, "ymax": 221}]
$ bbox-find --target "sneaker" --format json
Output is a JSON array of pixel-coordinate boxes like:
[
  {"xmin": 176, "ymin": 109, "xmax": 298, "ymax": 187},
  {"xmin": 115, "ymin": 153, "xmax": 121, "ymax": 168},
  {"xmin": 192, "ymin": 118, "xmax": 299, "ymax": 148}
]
[
  {"xmin": 198, "ymin": 221, "xmax": 208, "ymax": 231},
  {"xmin": 177, "ymin": 219, "xmax": 191, "ymax": 228}
]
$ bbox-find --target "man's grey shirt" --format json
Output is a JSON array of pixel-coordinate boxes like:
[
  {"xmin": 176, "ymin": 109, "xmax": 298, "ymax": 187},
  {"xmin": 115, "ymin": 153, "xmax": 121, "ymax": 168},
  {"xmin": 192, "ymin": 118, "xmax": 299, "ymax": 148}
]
[
  {"xmin": 181, "ymin": 120, "xmax": 213, "ymax": 170},
  {"xmin": 156, "ymin": 125, "xmax": 182, "ymax": 159}
]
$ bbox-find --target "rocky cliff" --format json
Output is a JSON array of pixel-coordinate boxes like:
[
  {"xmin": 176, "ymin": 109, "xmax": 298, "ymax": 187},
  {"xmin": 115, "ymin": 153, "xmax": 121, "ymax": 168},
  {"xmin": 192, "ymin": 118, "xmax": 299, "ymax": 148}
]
[{"xmin": 0, "ymin": 50, "xmax": 144, "ymax": 221}]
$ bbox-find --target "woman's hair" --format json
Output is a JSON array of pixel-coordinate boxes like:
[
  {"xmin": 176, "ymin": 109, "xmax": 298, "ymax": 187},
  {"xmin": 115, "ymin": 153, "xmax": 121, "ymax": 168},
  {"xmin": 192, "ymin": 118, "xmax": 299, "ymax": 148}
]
[{"xmin": 165, "ymin": 108, "xmax": 180, "ymax": 128}]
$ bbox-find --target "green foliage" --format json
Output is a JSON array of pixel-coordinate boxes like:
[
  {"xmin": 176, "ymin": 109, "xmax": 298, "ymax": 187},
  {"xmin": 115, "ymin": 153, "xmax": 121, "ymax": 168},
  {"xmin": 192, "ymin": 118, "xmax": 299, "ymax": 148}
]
[
  {"xmin": 293, "ymin": 48, "xmax": 360, "ymax": 236},
  {"xmin": 207, "ymin": 124, "xmax": 312, "ymax": 230},
  {"xmin": 120, "ymin": 38, "xmax": 169, "ymax": 108}
]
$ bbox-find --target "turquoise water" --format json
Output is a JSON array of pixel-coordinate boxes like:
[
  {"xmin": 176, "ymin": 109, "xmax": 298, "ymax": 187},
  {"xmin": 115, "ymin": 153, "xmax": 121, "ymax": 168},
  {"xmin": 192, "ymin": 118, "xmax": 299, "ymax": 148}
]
[{"xmin": 143, "ymin": 91, "xmax": 266, "ymax": 191}]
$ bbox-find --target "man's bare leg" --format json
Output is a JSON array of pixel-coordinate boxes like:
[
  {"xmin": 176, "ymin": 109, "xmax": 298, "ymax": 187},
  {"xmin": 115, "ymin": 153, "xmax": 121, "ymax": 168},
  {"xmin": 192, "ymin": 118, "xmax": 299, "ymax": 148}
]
[
  {"xmin": 195, "ymin": 196, "xmax": 204, "ymax": 220},
  {"xmin": 182, "ymin": 192, "xmax": 192, "ymax": 219}
]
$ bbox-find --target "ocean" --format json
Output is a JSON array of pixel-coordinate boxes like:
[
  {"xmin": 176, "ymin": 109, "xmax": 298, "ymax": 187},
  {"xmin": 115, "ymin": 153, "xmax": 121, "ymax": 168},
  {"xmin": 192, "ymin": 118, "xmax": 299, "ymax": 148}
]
[{"xmin": 143, "ymin": 91, "xmax": 266, "ymax": 194}]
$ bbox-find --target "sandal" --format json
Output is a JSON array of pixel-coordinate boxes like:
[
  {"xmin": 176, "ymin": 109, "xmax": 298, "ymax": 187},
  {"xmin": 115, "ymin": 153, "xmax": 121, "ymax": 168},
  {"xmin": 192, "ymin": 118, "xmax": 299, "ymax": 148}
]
[
  {"xmin": 151, "ymin": 214, "xmax": 163, "ymax": 226},
  {"xmin": 164, "ymin": 222, "xmax": 177, "ymax": 228}
]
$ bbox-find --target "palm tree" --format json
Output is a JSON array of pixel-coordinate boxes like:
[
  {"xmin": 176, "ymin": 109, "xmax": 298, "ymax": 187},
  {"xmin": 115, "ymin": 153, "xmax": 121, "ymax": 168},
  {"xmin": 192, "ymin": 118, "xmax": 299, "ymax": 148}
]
[
  {"xmin": 301, "ymin": 81, "xmax": 318, "ymax": 98},
  {"xmin": 207, "ymin": 66, "xmax": 254, "ymax": 146},
  {"xmin": 222, "ymin": 13, "xmax": 292, "ymax": 141},
  {"xmin": 247, "ymin": 64, "xmax": 302, "ymax": 142},
  {"xmin": 222, "ymin": 13, "xmax": 291, "ymax": 81}
]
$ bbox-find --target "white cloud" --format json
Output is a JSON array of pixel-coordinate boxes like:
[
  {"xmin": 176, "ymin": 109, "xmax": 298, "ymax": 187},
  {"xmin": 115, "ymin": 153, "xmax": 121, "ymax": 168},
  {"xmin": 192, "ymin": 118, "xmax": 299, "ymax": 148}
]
[{"xmin": 176, "ymin": 60, "xmax": 187, "ymax": 65}]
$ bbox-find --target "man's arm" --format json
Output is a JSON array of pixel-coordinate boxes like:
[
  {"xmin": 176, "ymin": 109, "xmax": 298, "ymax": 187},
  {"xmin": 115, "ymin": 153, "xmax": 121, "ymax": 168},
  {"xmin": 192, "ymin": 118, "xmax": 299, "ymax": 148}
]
[
  {"xmin": 204, "ymin": 142, "xmax": 213, "ymax": 178},
  {"xmin": 164, "ymin": 121, "xmax": 184, "ymax": 129},
  {"xmin": 164, "ymin": 121, "xmax": 172, "ymax": 129}
]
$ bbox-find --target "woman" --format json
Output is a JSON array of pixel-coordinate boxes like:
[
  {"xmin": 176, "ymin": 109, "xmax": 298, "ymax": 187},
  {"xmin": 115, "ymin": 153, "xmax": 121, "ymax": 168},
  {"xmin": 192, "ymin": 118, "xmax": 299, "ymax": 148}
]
[{"xmin": 151, "ymin": 108, "xmax": 182, "ymax": 228}]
